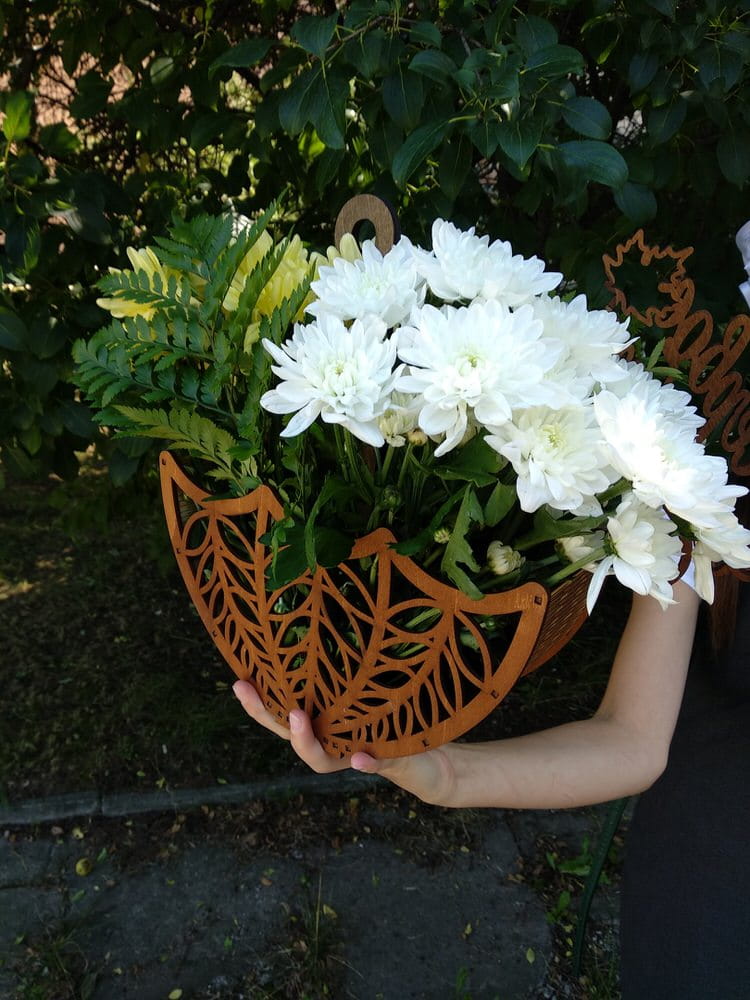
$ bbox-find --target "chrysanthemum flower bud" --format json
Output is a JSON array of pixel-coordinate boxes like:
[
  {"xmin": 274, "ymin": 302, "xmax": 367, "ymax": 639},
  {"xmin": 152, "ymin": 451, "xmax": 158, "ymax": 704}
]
[
  {"xmin": 556, "ymin": 533, "xmax": 603, "ymax": 570},
  {"xmin": 487, "ymin": 541, "xmax": 524, "ymax": 576},
  {"xmin": 433, "ymin": 527, "xmax": 451, "ymax": 544},
  {"xmin": 381, "ymin": 486, "xmax": 401, "ymax": 511}
]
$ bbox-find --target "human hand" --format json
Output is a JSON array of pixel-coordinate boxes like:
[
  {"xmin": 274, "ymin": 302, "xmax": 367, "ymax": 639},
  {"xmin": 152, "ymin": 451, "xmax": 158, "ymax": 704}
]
[{"xmin": 232, "ymin": 679, "xmax": 456, "ymax": 804}]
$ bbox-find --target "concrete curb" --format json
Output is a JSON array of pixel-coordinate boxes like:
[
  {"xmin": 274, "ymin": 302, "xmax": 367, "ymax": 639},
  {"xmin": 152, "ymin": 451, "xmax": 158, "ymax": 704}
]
[{"xmin": 0, "ymin": 771, "xmax": 383, "ymax": 826}]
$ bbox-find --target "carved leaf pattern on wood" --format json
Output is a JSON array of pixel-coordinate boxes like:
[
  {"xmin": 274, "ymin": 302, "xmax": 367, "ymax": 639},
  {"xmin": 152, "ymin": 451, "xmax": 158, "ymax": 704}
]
[{"xmin": 160, "ymin": 452, "xmax": 590, "ymax": 756}]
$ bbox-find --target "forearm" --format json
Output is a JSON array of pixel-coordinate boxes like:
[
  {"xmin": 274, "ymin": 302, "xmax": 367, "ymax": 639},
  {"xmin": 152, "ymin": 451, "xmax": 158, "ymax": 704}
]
[
  {"xmin": 378, "ymin": 584, "xmax": 700, "ymax": 810},
  {"xmin": 431, "ymin": 715, "xmax": 665, "ymax": 809}
]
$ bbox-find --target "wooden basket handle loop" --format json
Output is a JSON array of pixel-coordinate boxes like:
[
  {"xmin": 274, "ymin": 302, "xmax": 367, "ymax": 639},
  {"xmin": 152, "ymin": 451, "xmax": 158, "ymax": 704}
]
[{"xmin": 334, "ymin": 194, "xmax": 400, "ymax": 254}]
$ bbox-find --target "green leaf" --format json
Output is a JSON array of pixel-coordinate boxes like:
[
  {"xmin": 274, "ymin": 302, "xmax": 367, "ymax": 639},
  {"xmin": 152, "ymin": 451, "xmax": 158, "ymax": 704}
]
[
  {"xmin": 209, "ymin": 38, "xmax": 273, "ymax": 76},
  {"xmin": 278, "ymin": 66, "xmax": 320, "ymax": 136},
  {"xmin": 279, "ymin": 63, "xmax": 349, "ymax": 143},
  {"xmin": 697, "ymin": 43, "xmax": 743, "ymax": 91},
  {"xmin": 440, "ymin": 486, "xmax": 484, "ymax": 601},
  {"xmin": 267, "ymin": 523, "xmax": 309, "ymax": 589},
  {"xmin": 518, "ymin": 508, "xmax": 604, "ymax": 549},
  {"xmin": 557, "ymin": 141, "xmax": 628, "ymax": 188},
  {"xmin": 149, "ymin": 56, "xmax": 175, "ymax": 88},
  {"xmin": 516, "ymin": 15, "xmax": 557, "ymax": 54},
  {"xmin": 717, "ymin": 128, "xmax": 750, "ymax": 187},
  {"xmin": 628, "ymin": 51, "xmax": 659, "ymax": 93},
  {"xmin": 309, "ymin": 69, "xmax": 348, "ymax": 149},
  {"xmin": 409, "ymin": 50, "xmax": 457, "ymax": 83},
  {"xmin": 382, "ymin": 68, "xmax": 424, "ymax": 131},
  {"xmin": 469, "ymin": 118, "xmax": 501, "ymax": 158},
  {"xmin": 646, "ymin": 99, "xmax": 687, "ymax": 145},
  {"xmin": 39, "ymin": 123, "xmax": 81, "ymax": 156},
  {"xmin": 26, "ymin": 314, "xmax": 68, "ymax": 359},
  {"xmin": 69, "ymin": 70, "xmax": 112, "ymax": 119},
  {"xmin": 2, "ymin": 90, "xmax": 34, "ymax": 142},
  {"xmin": 524, "ymin": 45, "xmax": 584, "ymax": 79},
  {"xmin": 303, "ymin": 476, "xmax": 355, "ymax": 569},
  {"xmin": 59, "ymin": 399, "xmax": 96, "ymax": 439},
  {"xmin": 561, "ymin": 97, "xmax": 612, "ymax": 140},
  {"xmin": 9, "ymin": 151, "xmax": 43, "ymax": 185},
  {"xmin": 391, "ymin": 119, "xmax": 450, "ymax": 188},
  {"xmin": 484, "ymin": 482, "xmax": 516, "ymax": 527},
  {"xmin": 723, "ymin": 31, "xmax": 750, "ymax": 61},
  {"xmin": 497, "ymin": 118, "xmax": 543, "ymax": 170},
  {"xmin": 409, "ymin": 22, "xmax": 442, "ymax": 47},
  {"xmin": 438, "ymin": 132, "xmax": 472, "ymax": 202},
  {"xmin": 0, "ymin": 308, "xmax": 27, "ymax": 351},
  {"xmin": 314, "ymin": 527, "xmax": 353, "ymax": 568},
  {"xmin": 436, "ymin": 435, "xmax": 503, "ymax": 486},
  {"xmin": 343, "ymin": 0, "xmax": 389, "ymax": 28},
  {"xmin": 352, "ymin": 29, "xmax": 388, "ymax": 80},
  {"xmin": 486, "ymin": 65, "xmax": 521, "ymax": 104},
  {"xmin": 291, "ymin": 13, "xmax": 339, "ymax": 60},
  {"xmin": 190, "ymin": 112, "xmax": 238, "ymax": 153},
  {"xmin": 315, "ymin": 147, "xmax": 345, "ymax": 195},
  {"xmin": 614, "ymin": 181, "xmax": 657, "ymax": 224},
  {"xmin": 644, "ymin": 0, "xmax": 675, "ymax": 17}
]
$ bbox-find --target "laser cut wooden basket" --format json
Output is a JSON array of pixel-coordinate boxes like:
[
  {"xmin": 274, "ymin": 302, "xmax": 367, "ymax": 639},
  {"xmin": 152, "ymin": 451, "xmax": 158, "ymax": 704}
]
[
  {"xmin": 160, "ymin": 197, "xmax": 750, "ymax": 756},
  {"xmin": 160, "ymin": 451, "xmax": 590, "ymax": 757}
]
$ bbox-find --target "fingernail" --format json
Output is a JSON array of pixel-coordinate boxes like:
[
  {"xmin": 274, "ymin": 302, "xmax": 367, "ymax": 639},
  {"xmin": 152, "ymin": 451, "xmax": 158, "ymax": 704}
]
[{"xmin": 289, "ymin": 712, "xmax": 303, "ymax": 731}]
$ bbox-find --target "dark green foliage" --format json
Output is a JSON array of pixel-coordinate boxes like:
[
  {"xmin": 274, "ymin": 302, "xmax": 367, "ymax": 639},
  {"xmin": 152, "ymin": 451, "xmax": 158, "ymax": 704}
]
[{"xmin": 2, "ymin": 0, "xmax": 749, "ymax": 486}]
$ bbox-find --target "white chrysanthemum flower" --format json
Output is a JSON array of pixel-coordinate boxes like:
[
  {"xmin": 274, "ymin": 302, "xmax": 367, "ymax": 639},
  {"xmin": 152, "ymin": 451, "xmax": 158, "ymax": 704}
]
[
  {"xmin": 592, "ymin": 368, "xmax": 738, "ymax": 520},
  {"xmin": 377, "ymin": 391, "xmax": 421, "ymax": 447},
  {"xmin": 395, "ymin": 300, "xmax": 565, "ymax": 457},
  {"xmin": 688, "ymin": 506, "xmax": 750, "ymax": 603},
  {"xmin": 307, "ymin": 238, "xmax": 424, "ymax": 327},
  {"xmin": 557, "ymin": 532, "xmax": 606, "ymax": 571},
  {"xmin": 410, "ymin": 219, "xmax": 562, "ymax": 305},
  {"xmin": 260, "ymin": 313, "xmax": 400, "ymax": 447},
  {"xmin": 485, "ymin": 404, "xmax": 617, "ymax": 514},
  {"xmin": 585, "ymin": 493, "xmax": 683, "ymax": 613},
  {"xmin": 601, "ymin": 360, "xmax": 704, "ymax": 428},
  {"xmin": 693, "ymin": 506, "xmax": 750, "ymax": 567},
  {"xmin": 530, "ymin": 294, "xmax": 633, "ymax": 386}
]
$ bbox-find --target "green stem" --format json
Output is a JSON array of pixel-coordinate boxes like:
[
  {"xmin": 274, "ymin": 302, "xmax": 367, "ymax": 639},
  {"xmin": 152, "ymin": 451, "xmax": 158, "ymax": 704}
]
[
  {"xmin": 333, "ymin": 426, "xmax": 372, "ymax": 501},
  {"xmin": 396, "ymin": 441, "xmax": 415, "ymax": 495},
  {"xmin": 379, "ymin": 443, "xmax": 396, "ymax": 484},
  {"xmin": 544, "ymin": 546, "xmax": 607, "ymax": 589},
  {"xmin": 422, "ymin": 546, "xmax": 443, "ymax": 569}
]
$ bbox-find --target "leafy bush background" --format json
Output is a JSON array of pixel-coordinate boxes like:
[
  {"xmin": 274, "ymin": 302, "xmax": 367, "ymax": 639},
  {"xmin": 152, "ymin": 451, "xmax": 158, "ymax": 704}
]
[{"xmin": 1, "ymin": 0, "xmax": 749, "ymax": 488}]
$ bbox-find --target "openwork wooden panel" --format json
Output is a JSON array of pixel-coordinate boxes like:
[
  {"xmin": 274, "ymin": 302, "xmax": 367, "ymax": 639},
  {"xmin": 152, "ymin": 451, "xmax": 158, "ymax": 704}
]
[
  {"xmin": 160, "ymin": 452, "xmax": 589, "ymax": 757},
  {"xmin": 604, "ymin": 229, "xmax": 750, "ymax": 478},
  {"xmin": 604, "ymin": 229, "xmax": 750, "ymax": 583}
]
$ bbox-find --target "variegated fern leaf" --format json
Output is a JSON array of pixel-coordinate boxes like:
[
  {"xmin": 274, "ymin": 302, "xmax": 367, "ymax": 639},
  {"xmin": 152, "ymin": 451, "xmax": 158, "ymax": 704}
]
[{"xmin": 72, "ymin": 205, "xmax": 315, "ymax": 492}]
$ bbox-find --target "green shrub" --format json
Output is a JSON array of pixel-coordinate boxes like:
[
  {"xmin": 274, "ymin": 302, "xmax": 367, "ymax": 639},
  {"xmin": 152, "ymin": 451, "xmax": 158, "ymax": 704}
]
[{"xmin": 1, "ymin": 0, "xmax": 748, "ymax": 487}]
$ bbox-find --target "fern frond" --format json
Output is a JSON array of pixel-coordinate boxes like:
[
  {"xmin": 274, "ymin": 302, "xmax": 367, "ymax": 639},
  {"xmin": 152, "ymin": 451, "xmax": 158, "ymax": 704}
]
[
  {"xmin": 196, "ymin": 203, "xmax": 280, "ymax": 335},
  {"xmin": 113, "ymin": 405, "xmax": 239, "ymax": 477},
  {"xmin": 259, "ymin": 265, "xmax": 314, "ymax": 346},
  {"xmin": 154, "ymin": 214, "xmax": 235, "ymax": 279},
  {"xmin": 96, "ymin": 268, "xmax": 194, "ymax": 319}
]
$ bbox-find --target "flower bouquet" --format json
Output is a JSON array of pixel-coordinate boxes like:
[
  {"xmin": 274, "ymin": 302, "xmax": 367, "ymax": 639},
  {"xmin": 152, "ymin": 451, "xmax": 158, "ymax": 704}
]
[{"xmin": 73, "ymin": 198, "xmax": 750, "ymax": 756}]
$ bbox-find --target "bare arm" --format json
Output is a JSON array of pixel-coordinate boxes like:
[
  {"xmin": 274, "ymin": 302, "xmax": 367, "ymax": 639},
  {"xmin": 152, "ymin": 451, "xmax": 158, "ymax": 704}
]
[{"xmin": 233, "ymin": 580, "xmax": 700, "ymax": 810}]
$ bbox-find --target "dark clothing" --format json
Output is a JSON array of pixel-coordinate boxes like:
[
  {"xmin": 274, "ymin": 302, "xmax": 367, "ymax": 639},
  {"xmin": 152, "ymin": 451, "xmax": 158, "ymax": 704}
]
[{"xmin": 620, "ymin": 586, "xmax": 750, "ymax": 999}]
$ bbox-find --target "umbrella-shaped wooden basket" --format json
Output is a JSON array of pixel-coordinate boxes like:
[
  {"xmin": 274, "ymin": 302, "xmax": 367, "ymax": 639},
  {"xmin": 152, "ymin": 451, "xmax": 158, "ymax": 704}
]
[{"xmin": 160, "ymin": 196, "xmax": 750, "ymax": 757}]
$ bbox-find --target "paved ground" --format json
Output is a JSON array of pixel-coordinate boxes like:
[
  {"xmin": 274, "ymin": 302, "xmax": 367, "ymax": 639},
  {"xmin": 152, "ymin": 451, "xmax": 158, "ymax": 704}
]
[{"xmin": 0, "ymin": 776, "xmax": 619, "ymax": 1000}]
